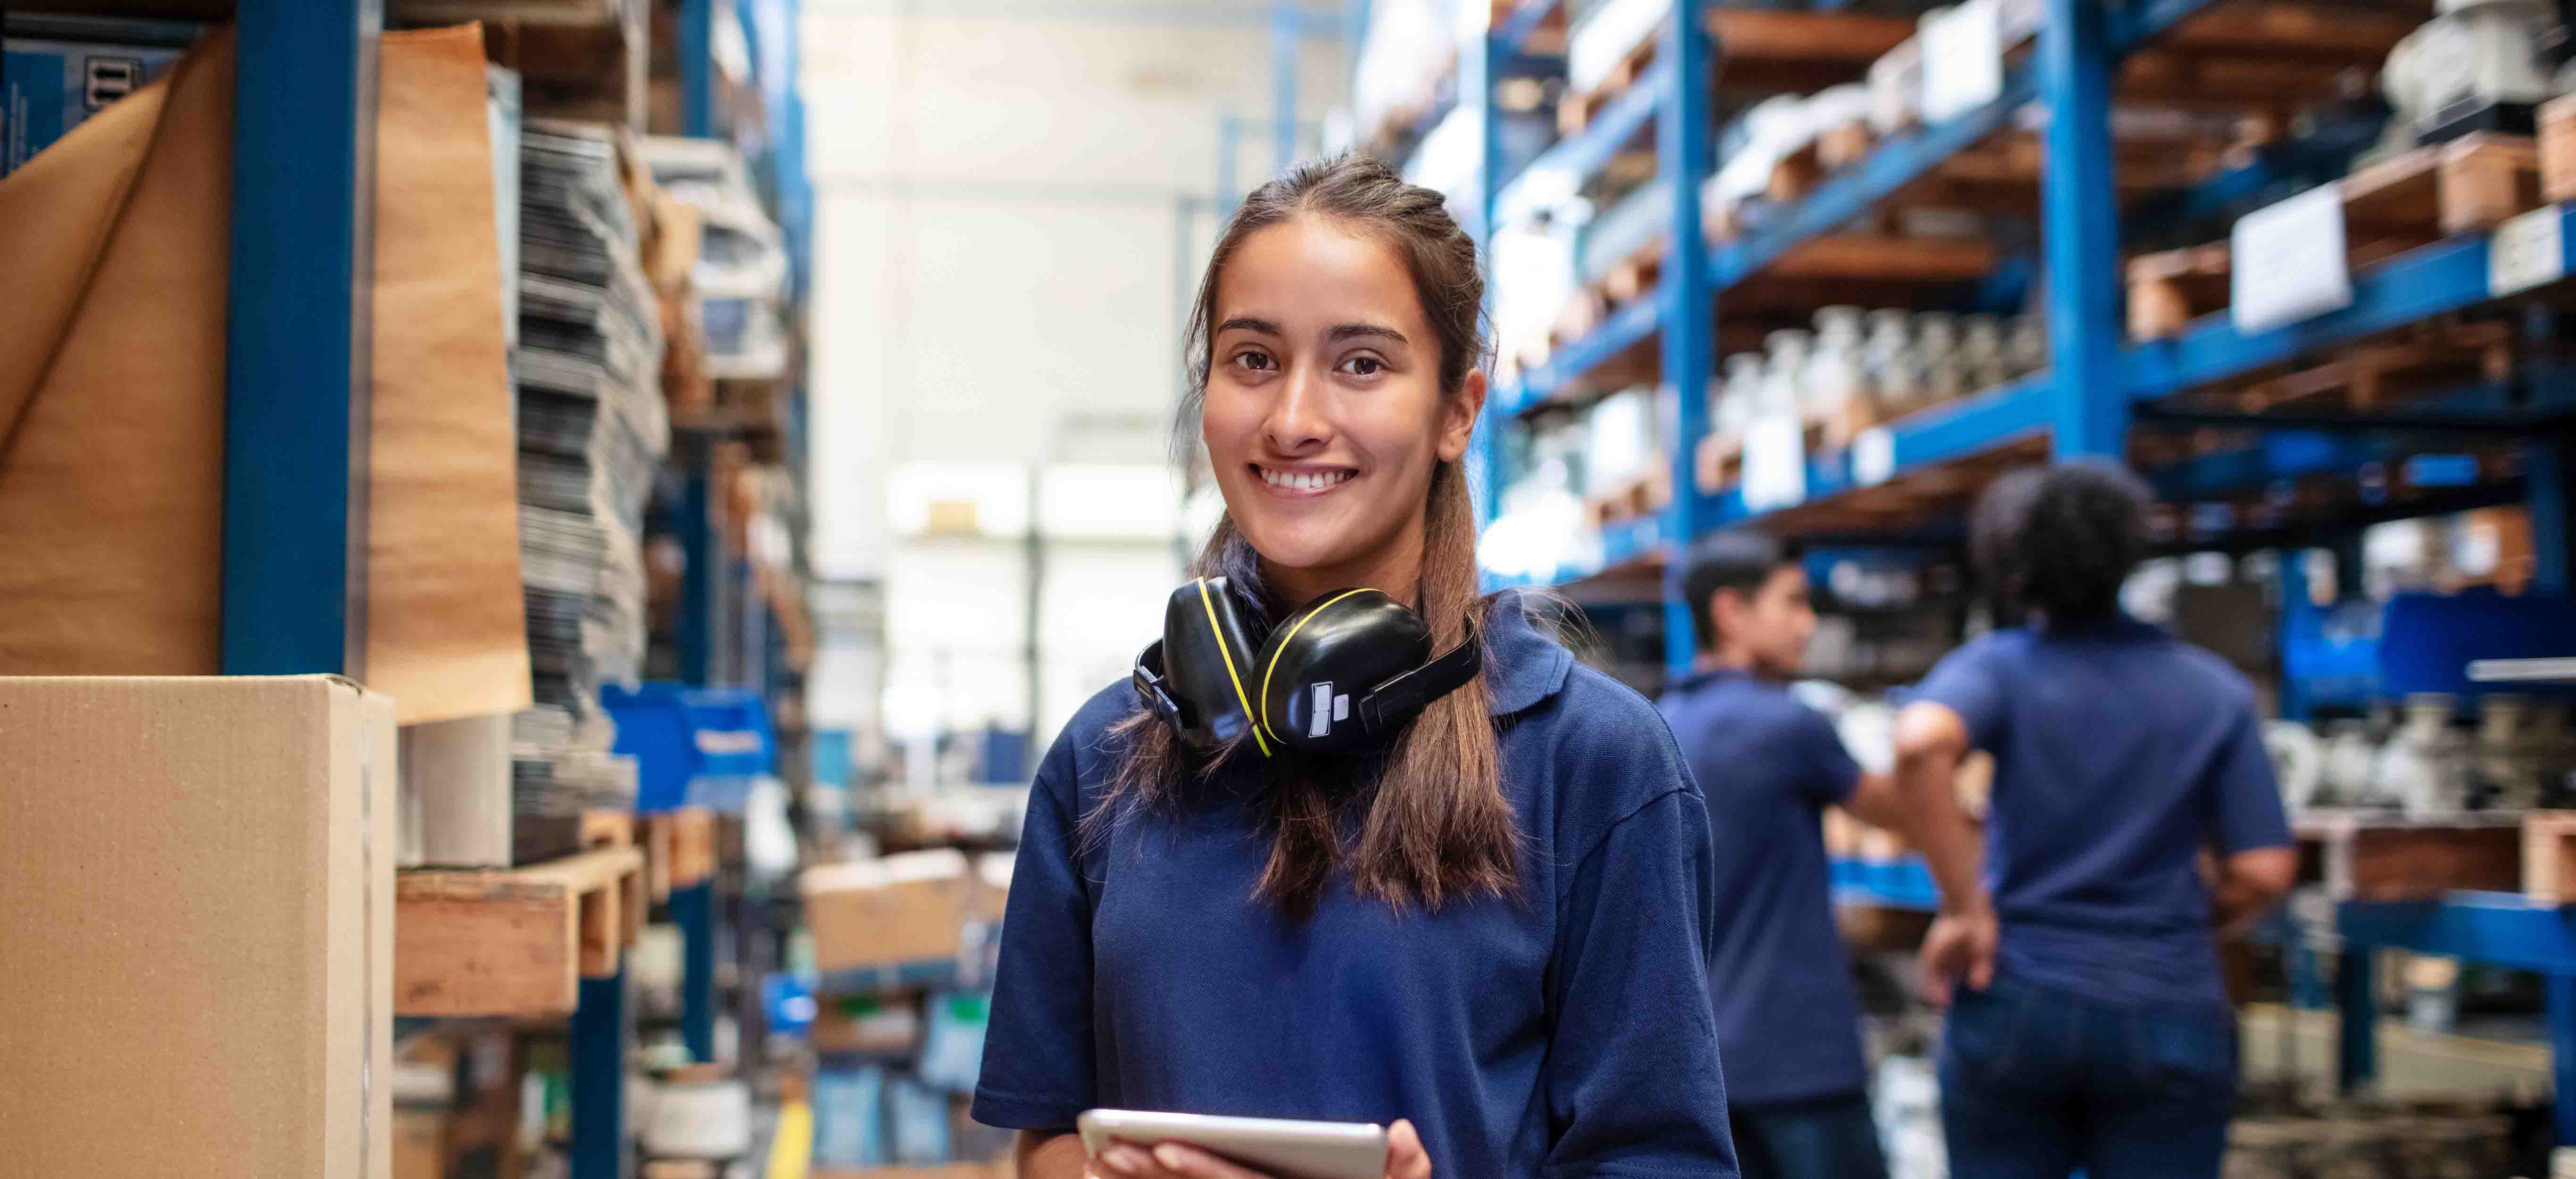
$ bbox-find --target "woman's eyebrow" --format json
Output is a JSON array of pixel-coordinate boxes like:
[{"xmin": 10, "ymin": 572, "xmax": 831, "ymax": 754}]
[
  {"xmin": 1327, "ymin": 323, "xmax": 1408, "ymax": 345},
  {"xmin": 1216, "ymin": 316, "xmax": 1282, "ymax": 336}
]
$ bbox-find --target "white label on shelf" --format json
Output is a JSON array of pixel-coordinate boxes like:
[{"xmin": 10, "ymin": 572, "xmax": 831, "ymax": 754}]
[
  {"xmin": 1853, "ymin": 427, "xmax": 1897, "ymax": 487},
  {"xmin": 2490, "ymin": 205, "xmax": 2565, "ymax": 298},
  {"xmin": 2231, "ymin": 185, "xmax": 2352, "ymax": 334},
  {"xmin": 1921, "ymin": 0, "xmax": 2004, "ymax": 125},
  {"xmin": 1742, "ymin": 414, "xmax": 1809, "ymax": 511}
]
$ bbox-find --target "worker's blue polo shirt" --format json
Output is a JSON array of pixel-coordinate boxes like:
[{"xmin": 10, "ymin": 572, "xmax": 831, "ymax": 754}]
[
  {"xmin": 972, "ymin": 592, "xmax": 1741, "ymax": 1178},
  {"xmin": 1913, "ymin": 614, "xmax": 2293, "ymax": 1009},
  {"xmin": 1658, "ymin": 666, "xmax": 1870, "ymax": 1106}
]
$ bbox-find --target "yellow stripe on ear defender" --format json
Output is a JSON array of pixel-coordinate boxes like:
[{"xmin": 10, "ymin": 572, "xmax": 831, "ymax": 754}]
[
  {"xmin": 1197, "ymin": 578, "xmax": 1271, "ymax": 758},
  {"xmin": 1257, "ymin": 587, "xmax": 1372, "ymax": 745}
]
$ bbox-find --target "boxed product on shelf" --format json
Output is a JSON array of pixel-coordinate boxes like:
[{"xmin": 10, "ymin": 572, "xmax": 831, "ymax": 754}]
[
  {"xmin": 811, "ymin": 993, "xmax": 925, "ymax": 1057},
  {"xmin": 0, "ymin": 14, "xmax": 197, "ymax": 175},
  {"xmin": 0, "ymin": 676, "xmax": 395, "ymax": 1179},
  {"xmin": 804, "ymin": 849, "xmax": 987, "ymax": 976}
]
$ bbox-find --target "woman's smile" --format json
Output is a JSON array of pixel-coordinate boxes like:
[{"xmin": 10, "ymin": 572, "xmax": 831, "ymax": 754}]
[{"xmin": 1252, "ymin": 462, "xmax": 1359, "ymax": 497}]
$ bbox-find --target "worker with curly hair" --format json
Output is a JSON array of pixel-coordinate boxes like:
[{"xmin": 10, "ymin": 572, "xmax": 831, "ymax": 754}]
[{"xmin": 1895, "ymin": 459, "xmax": 2298, "ymax": 1179}]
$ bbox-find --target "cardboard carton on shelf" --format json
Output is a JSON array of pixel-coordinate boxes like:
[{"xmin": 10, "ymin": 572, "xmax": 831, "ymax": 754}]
[
  {"xmin": 0, "ymin": 675, "xmax": 397, "ymax": 1179},
  {"xmin": 803, "ymin": 849, "xmax": 989, "ymax": 980}
]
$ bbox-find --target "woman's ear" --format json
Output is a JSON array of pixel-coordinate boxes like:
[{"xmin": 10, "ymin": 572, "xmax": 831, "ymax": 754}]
[{"xmin": 1437, "ymin": 369, "xmax": 1487, "ymax": 463}]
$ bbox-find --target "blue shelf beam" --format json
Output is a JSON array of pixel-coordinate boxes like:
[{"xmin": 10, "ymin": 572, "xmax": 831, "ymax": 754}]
[
  {"xmin": 2123, "ymin": 209, "xmax": 2576, "ymax": 402},
  {"xmin": 1708, "ymin": 70, "xmax": 2035, "ymax": 291},
  {"xmin": 1830, "ymin": 856, "xmax": 1939, "ymax": 911},
  {"xmin": 570, "ymin": 970, "xmax": 629, "ymax": 1179},
  {"xmin": 1494, "ymin": 0, "xmax": 1561, "ymax": 59},
  {"xmin": 1659, "ymin": 0, "xmax": 1714, "ymax": 677},
  {"xmin": 1498, "ymin": 281, "xmax": 1666, "ymax": 415},
  {"xmin": 674, "ymin": 880, "xmax": 719, "ymax": 1062},
  {"xmin": 1493, "ymin": 57, "xmax": 1668, "ymax": 226},
  {"xmin": 2042, "ymin": 0, "xmax": 2125, "ymax": 458},
  {"xmin": 2104, "ymin": 0, "xmax": 2220, "ymax": 57},
  {"xmin": 221, "ymin": 0, "xmax": 382, "ymax": 677},
  {"xmin": 1703, "ymin": 377, "xmax": 2054, "ymax": 525}
]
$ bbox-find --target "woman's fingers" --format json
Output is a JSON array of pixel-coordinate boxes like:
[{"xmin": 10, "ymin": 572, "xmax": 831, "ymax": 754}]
[
  {"xmin": 1148, "ymin": 1143, "xmax": 1271, "ymax": 1179},
  {"xmin": 1386, "ymin": 1119, "xmax": 1433, "ymax": 1179}
]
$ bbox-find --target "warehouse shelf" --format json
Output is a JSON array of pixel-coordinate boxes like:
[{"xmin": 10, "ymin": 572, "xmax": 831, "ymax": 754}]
[
  {"xmin": 397, "ymin": 846, "xmax": 648, "ymax": 1017},
  {"xmin": 1494, "ymin": 0, "xmax": 1563, "ymax": 58}
]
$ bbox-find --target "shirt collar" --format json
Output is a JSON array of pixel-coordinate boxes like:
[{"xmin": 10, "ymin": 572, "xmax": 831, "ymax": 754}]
[
  {"xmin": 1481, "ymin": 590, "xmax": 1573, "ymax": 717},
  {"xmin": 1667, "ymin": 664, "xmax": 1759, "ymax": 695}
]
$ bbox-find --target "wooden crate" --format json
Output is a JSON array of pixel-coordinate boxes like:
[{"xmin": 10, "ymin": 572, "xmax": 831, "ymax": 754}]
[
  {"xmin": 2293, "ymin": 810, "xmax": 2523, "ymax": 902},
  {"xmin": 2543, "ymin": 94, "xmax": 2576, "ymax": 205},
  {"xmin": 2127, "ymin": 135, "xmax": 2542, "ymax": 340},
  {"xmin": 397, "ymin": 844, "xmax": 648, "ymax": 1015},
  {"xmin": 2522, "ymin": 811, "xmax": 2576, "ymax": 904}
]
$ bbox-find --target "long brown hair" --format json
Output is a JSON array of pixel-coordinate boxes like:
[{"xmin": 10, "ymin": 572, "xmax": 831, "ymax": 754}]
[{"xmin": 1096, "ymin": 154, "xmax": 1516, "ymax": 917}]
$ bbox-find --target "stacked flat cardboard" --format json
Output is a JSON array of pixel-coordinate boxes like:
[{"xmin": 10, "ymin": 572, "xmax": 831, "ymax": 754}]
[
  {"xmin": 0, "ymin": 676, "xmax": 395, "ymax": 1178},
  {"xmin": 510, "ymin": 119, "xmax": 667, "ymax": 847}
]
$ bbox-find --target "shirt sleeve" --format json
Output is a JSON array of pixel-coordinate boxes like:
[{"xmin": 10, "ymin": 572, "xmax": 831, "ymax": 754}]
[
  {"xmin": 970, "ymin": 736, "xmax": 1097, "ymax": 1131},
  {"xmin": 1544, "ymin": 765, "xmax": 1740, "ymax": 1176},
  {"xmin": 1914, "ymin": 639, "xmax": 2009, "ymax": 751},
  {"xmin": 2205, "ymin": 702, "xmax": 2293, "ymax": 853},
  {"xmin": 1786, "ymin": 706, "xmax": 1865, "ymax": 805}
]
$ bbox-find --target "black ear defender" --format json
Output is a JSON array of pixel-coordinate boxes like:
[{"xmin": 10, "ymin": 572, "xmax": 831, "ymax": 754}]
[{"xmin": 1131, "ymin": 577, "xmax": 1484, "ymax": 756}]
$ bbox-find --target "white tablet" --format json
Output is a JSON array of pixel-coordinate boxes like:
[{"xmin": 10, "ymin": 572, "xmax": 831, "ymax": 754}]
[{"xmin": 1076, "ymin": 1109, "xmax": 1388, "ymax": 1179}]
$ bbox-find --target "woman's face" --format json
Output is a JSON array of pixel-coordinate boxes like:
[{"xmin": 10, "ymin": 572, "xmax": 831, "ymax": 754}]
[{"xmin": 1200, "ymin": 216, "xmax": 1483, "ymax": 598}]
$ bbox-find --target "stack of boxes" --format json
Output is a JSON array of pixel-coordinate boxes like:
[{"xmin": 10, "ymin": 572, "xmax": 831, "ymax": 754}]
[
  {"xmin": 510, "ymin": 121, "xmax": 671, "ymax": 854},
  {"xmin": 803, "ymin": 851, "xmax": 1017, "ymax": 1172}
]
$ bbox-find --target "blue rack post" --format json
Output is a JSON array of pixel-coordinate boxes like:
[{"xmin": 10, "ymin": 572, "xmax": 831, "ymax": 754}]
[
  {"xmin": 681, "ymin": 0, "xmax": 716, "ymax": 139},
  {"xmin": 1658, "ymin": 0, "xmax": 1713, "ymax": 679},
  {"xmin": 221, "ymin": 0, "xmax": 382, "ymax": 676},
  {"xmin": 570, "ymin": 970, "xmax": 630, "ymax": 1179},
  {"xmin": 2040, "ymin": 0, "xmax": 2123, "ymax": 458},
  {"xmin": 673, "ymin": 878, "xmax": 720, "ymax": 1063},
  {"xmin": 1469, "ymin": 9, "xmax": 1504, "ymax": 524}
]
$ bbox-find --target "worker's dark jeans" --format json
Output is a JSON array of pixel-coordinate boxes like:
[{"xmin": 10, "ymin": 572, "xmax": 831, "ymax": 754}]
[
  {"xmin": 1940, "ymin": 973, "xmax": 2237, "ymax": 1179},
  {"xmin": 1728, "ymin": 1089, "xmax": 1887, "ymax": 1179}
]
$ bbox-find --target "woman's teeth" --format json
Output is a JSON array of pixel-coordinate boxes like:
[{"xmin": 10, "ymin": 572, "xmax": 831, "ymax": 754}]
[{"xmin": 1260, "ymin": 467, "xmax": 1354, "ymax": 491}]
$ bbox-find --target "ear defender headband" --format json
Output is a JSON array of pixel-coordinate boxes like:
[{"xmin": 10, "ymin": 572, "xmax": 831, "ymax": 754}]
[{"xmin": 1131, "ymin": 576, "xmax": 1484, "ymax": 756}]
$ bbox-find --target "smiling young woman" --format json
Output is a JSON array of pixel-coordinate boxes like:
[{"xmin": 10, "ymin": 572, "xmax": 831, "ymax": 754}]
[{"xmin": 968, "ymin": 156, "xmax": 1740, "ymax": 1179}]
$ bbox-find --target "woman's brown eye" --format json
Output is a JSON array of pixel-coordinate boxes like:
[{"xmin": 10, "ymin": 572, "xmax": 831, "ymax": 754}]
[
  {"xmin": 1343, "ymin": 357, "xmax": 1382, "ymax": 376},
  {"xmin": 1237, "ymin": 352, "xmax": 1274, "ymax": 372}
]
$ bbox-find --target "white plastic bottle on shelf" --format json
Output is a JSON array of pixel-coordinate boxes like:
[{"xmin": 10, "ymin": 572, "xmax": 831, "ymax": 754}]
[
  {"xmin": 1761, "ymin": 329, "xmax": 1813, "ymax": 421},
  {"xmin": 2006, "ymin": 313, "xmax": 2047, "ymax": 377},
  {"xmin": 1865, "ymin": 309, "xmax": 1918, "ymax": 415},
  {"xmin": 1718, "ymin": 353, "xmax": 1767, "ymax": 438},
  {"xmin": 2378, "ymin": 694, "xmax": 2474, "ymax": 817},
  {"xmin": 1911, "ymin": 312, "xmax": 1968, "ymax": 404},
  {"xmin": 1808, "ymin": 306, "xmax": 1869, "ymax": 427},
  {"xmin": 1961, "ymin": 314, "xmax": 2008, "ymax": 394}
]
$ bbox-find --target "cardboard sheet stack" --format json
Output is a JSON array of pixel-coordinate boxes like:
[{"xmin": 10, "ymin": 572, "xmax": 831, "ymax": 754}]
[{"xmin": 509, "ymin": 120, "xmax": 668, "ymax": 854}]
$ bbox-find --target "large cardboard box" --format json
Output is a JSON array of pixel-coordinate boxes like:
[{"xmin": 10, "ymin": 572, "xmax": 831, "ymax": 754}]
[
  {"xmin": 804, "ymin": 850, "xmax": 982, "ymax": 978},
  {"xmin": 0, "ymin": 676, "xmax": 396, "ymax": 1178}
]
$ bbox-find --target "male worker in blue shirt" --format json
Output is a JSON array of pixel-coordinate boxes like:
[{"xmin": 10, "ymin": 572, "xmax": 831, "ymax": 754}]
[{"xmin": 1660, "ymin": 531, "xmax": 1993, "ymax": 1179}]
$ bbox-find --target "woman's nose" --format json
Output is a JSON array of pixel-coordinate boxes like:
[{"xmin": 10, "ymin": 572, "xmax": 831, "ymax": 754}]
[{"xmin": 1262, "ymin": 361, "xmax": 1329, "ymax": 453}]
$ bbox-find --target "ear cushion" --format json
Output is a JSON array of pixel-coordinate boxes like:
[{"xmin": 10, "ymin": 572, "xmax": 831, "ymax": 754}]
[
  {"xmin": 1255, "ymin": 589, "xmax": 1433, "ymax": 754},
  {"xmin": 1159, "ymin": 577, "xmax": 1271, "ymax": 754}
]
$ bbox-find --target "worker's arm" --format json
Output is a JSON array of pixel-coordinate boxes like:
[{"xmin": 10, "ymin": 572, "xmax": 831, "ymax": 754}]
[
  {"xmin": 1017, "ymin": 1129, "xmax": 1093, "ymax": 1179},
  {"xmin": 1868, "ymin": 701, "xmax": 1989, "ymax": 920},
  {"xmin": 1887, "ymin": 699, "xmax": 1997, "ymax": 1001},
  {"xmin": 2208, "ymin": 846, "xmax": 2297, "ymax": 938}
]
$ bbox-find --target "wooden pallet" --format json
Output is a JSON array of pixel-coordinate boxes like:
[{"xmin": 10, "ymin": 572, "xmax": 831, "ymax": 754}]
[
  {"xmin": 2292, "ymin": 809, "xmax": 2524, "ymax": 902},
  {"xmin": 2522, "ymin": 812, "xmax": 2576, "ymax": 904},
  {"xmin": 2543, "ymin": 94, "xmax": 2576, "ymax": 205},
  {"xmin": 2127, "ymin": 134, "xmax": 2543, "ymax": 340},
  {"xmin": 1585, "ymin": 467, "xmax": 1672, "ymax": 527},
  {"xmin": 397, "ymin": 843, "xmax": 648, "ymax": 1015},
  {"xmin": 1559, "ymin": 9, "xmax": 1908, "ymax": 137},
  {"xmin": 645, "ymin": 805, "xmax": 718, "ymax": 900}
]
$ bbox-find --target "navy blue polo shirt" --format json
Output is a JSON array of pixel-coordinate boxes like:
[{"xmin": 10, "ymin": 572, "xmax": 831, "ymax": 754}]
[
  {"xmin": 1657, "ymin": 667, "xmax": 1870, "ymax": 1106},
  {"xmin": 1913, "ymin": 614, "xmax": 2292, "ymax": 1010},
  {"xmin": 972, "ymin": 593, "xmax": 1740, "ymax": 1178}
]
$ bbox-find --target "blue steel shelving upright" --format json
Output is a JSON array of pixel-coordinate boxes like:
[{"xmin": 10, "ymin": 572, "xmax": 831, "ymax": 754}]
[{"xmin": 1467, "ymin": 0, "xmax": 2576, "ymax": 1152}]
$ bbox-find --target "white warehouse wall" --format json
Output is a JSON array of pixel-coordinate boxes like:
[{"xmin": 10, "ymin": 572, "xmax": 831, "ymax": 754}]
[
  {"xmin": 801, "ymin": 2, "xmax": 1351, "ymax": 770},
  {"xmin": 803, "ymin": 2, "xmax": 1352, "ymax": 580}
]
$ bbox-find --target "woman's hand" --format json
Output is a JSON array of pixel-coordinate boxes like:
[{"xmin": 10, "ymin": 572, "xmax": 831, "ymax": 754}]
[
  {"xmin": 1915, "ymin": 904, "xmax": 1998, "ymax": 1006},
  {"xmin": 1088, "ymin": 1118, "xmax": 1432, "ymax": 1179}
]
